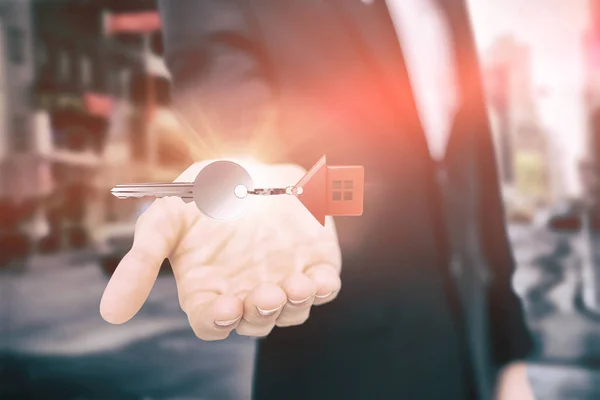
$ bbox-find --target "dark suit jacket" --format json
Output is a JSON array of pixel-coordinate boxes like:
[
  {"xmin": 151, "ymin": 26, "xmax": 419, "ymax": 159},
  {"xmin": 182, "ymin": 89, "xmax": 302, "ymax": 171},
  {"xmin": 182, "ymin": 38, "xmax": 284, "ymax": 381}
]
[{"xmin": 159, "ymin": 1, "xmax": 533, "ymax": 398}]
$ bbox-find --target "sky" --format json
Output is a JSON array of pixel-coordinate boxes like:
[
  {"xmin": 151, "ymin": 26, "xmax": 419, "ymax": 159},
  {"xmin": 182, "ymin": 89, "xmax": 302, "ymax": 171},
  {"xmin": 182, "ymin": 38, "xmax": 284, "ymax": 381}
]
[{"xmin": 467, "ymin": 0, "xmax": 590, "ymax": 195}]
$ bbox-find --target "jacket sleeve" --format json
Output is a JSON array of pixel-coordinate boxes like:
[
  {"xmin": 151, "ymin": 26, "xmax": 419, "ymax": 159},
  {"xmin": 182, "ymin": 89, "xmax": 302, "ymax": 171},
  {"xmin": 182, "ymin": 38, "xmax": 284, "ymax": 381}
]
[
  {"xmin": 157, "ymin": 0, "xmax": 278, "ymax": 157},
  {"xmin": 478, "ymin": 114, "xmax": 535, "ymax": 368},
  {"xmin": 447, "ymin": 0, "xmax": 535, "ymax": 368}
]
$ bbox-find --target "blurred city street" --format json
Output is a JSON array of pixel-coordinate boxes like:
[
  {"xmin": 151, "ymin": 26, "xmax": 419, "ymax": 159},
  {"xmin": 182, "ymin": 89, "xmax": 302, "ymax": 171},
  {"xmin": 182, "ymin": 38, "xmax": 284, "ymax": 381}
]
[
  {"xmin": 2, "ymin": 226, "xmax": 600, "ymax": 398},
  {"xmin": 0, "ymin": 253, "xmax": 256, "ymax": 400},
  {"xmin": 0, "ymin": 0, "xmax": 598, "ymax": 399},
  {"xmin": 509, "ymin": 224, "xmax": 600, "ymax": 399}
]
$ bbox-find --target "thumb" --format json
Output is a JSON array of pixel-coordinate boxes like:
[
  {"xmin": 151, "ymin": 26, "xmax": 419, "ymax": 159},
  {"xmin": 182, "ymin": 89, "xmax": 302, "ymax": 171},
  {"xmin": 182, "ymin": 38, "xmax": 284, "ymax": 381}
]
[{"xmin": 100, "ymin": 196, "xmax": 185, "ymax": 324}]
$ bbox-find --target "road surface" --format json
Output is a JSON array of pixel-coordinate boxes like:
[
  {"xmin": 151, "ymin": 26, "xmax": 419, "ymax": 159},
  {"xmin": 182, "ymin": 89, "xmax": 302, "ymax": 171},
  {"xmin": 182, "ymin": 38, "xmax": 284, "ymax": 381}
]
[
  {"xmin": 3, "ymin": 228, "xmax": 600, "ymax": 399},
  {"xmin": 0, "ymin": 255, "xmax": 256, "ymax": 400}
]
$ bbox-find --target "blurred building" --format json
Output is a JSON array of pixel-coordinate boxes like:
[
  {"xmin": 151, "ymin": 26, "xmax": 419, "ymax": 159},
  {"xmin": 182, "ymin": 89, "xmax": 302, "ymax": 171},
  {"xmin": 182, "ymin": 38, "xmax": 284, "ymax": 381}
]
[
  {"xmin": 33, "ymin": 0, "xmax": 115, "ymax": 250},
  {"xmin": 34, "ymin": 0, "xmax": 191, "ymax": 252},
  {"xmin": 0, "ymin": 0, "xmax": 47, "ymax": 262},
  {"xmin": 94, "ymin": 1, "xmax": 191, "ymax": 228},
  {"xmin": 483, "ymin": 35, "xmax": 553, "ymax": 210},
  {"xmin": 0, "ymin": 0, "xmax": 191, "ymax": 259},
  {"xmin": 584, "ymin": 0, "xmax": 600, "ymax": 186}
]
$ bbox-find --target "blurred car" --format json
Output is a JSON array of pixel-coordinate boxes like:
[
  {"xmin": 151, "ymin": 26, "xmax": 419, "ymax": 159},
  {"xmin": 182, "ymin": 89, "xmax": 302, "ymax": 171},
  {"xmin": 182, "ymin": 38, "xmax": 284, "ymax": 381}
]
[
  {"xmin": 92, "ymin": 199, "xmax": 172, "ymax": 277},
  {"xmin": 533, "ymin": 199, "xmax": 586, "ymax": 233},
  {"xmin": 532, "ymin": 198, "xmax": 600, "ymax": 320}
]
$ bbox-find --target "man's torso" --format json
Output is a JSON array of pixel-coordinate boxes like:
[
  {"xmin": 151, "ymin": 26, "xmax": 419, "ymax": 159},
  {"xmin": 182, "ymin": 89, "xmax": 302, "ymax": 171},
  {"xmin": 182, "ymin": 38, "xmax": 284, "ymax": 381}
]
[{"xmin": 249, "ymin": 1, "xmax": 479, "ymax": 398}]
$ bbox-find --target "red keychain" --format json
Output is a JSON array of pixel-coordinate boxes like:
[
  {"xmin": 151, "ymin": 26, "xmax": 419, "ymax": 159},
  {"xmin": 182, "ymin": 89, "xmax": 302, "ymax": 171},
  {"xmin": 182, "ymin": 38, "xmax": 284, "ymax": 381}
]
[{"xmin": 295, "ymin": 155, "xmax": 364, "ymax": 226}]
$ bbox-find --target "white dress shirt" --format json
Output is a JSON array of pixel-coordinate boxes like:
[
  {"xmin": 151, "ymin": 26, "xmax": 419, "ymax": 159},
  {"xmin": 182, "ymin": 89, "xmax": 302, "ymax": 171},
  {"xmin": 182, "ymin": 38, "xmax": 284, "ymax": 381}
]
[{"xmin": 385, "ymin": 0, "xmax": 460, "ymax": 161}]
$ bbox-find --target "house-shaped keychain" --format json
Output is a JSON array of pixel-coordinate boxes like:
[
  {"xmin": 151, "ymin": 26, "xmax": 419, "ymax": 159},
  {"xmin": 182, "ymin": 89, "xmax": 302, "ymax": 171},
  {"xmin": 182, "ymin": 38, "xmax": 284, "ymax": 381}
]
[{"xmin": 295, "ymin": 155, "xmax": 364, "ymax": 226}]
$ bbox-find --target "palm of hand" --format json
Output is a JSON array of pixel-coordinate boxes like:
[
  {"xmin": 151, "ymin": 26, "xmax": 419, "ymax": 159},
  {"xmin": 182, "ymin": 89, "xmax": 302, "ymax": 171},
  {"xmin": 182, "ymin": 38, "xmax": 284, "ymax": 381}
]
[{"xmin": 101, "ymin": 161, "xmax": 342, "ymax": 340}]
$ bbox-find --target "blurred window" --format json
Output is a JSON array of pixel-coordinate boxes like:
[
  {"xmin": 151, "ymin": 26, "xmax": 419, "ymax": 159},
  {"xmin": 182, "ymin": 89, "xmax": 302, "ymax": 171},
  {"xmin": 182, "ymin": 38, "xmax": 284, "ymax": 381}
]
[
  {"xmin": 113, "ymin": 34, "xmax": 145, "ymax": 49},
  {"xmin": 80, "ymin": 54, "xmax": 92, "ymax": 89},
  {"xmin": 106, "ymin": 68, "xmax": 121, "ymax": 96},
  {"xmin": 57, "ymin": 49, "xmax": 70, "ymax": 83},
  {"xmin": 35, "ymin": 41, "xmax": 58, "ymax": 94},
  {"xmin": 11, "ymin": 116, "xmax": 28, "ymax": 152},
  {"xmin": 7, "ymin": 27, "xmax": 25, "ymax": 64},
  {"xmin": 87, "ymin": 116, "xmax": 108, "ymax": 155},
  {"xmin": 35, "ymin": 41, "xmax": 47, "ymax": 69},
  {"xmin": 120, "ymin": 68, "xmax": 132, "ymax": 98},
  {"xmin": 91, "ymin": 48, "xmax": 106, "ymax": 93},
  {"xmin": 150, "ymin": 30, "xmax": 163, "ymax": 56}
]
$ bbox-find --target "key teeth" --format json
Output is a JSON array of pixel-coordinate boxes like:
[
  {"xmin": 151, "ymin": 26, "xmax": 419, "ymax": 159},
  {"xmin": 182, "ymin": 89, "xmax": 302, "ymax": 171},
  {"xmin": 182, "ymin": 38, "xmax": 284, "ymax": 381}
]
[
  {"xmin": 110, "ymin": 182, "xmax": 194, "ymax": 202},
  {"xmin": 111, "ymin": 188, "xmax": 194, "ymax": 202},
  {"xmin": 111, "ymin": 191, "xmax": 145, "ymax": 199}
]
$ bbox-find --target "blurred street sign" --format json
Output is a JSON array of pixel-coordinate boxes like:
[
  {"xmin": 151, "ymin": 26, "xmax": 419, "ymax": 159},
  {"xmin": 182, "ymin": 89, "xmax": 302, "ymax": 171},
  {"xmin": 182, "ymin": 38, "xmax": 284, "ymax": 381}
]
[
  {"xmin": 84, "ymin": 93, "xmax": 114, "ymax": 118},
  {"xmin": 103, "ymin": 11, "xmax": 161, "ymax": 35}
]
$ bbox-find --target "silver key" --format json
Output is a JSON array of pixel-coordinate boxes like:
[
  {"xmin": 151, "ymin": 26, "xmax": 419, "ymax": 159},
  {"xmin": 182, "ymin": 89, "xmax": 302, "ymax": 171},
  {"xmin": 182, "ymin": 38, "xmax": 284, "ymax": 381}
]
[
  {"xmin": 111, "ymin": 182, "xmax": 195, "ymax": 202},
  {"xmin": 111, "ymin": 160, "xmax": 297, "ymax": 221}
]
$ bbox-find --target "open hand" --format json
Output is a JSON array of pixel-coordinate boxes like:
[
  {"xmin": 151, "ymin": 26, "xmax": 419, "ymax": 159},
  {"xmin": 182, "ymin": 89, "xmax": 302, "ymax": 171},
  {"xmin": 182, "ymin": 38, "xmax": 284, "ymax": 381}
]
[{"xmin": 100, "ymin": 160, "xmax": 342, "ymax": 340}]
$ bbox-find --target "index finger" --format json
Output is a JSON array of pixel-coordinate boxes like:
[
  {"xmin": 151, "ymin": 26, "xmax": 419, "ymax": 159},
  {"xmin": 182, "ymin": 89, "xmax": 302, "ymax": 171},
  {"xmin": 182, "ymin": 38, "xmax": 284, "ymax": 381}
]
[{"xmin": 100, "ymin": 197, "xmax": 186, "ymax": 324}]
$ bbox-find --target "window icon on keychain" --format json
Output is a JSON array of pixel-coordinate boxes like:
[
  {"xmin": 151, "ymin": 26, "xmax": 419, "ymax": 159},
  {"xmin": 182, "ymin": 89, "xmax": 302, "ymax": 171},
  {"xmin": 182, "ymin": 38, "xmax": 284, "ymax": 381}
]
[{"xmin": 110, "ymin": 155, "xmax": 364, "ymax": 226}]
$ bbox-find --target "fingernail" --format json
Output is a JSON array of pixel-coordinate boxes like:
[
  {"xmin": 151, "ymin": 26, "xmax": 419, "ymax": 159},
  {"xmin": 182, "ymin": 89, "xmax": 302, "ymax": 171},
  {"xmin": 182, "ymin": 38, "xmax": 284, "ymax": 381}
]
[
  {"xmin": 288, "ymin": 294, "xmax": 315, "ymax": 306},
  {"xmin": 315, "ymin": 291, "xmax": 334, "ymax": 299},
  {"xmin": 256, "ymin": 304, "xmax": 283, "ymax": 316},
  {"xmin": 214, "ymin": 315, "xmax": 242, "ymax": 327}
]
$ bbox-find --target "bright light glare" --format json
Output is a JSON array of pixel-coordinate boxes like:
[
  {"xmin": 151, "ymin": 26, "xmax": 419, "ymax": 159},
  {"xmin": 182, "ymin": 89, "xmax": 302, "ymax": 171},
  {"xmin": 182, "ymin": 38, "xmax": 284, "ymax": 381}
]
[
  {"xmin": 219, "ymin": 156, "xmax": 273, "ymax": 186},
  {"xmin": 234, "ymin": 184, "xmax": 248, "ymax": 199}
]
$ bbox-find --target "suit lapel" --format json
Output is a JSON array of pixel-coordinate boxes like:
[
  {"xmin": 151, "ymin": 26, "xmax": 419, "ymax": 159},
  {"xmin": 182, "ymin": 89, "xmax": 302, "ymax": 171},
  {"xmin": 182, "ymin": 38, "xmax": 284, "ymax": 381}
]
[
  {"xmin": 325, "ymin": 3, "xmax": 502, "ymax": 395},
  {"xmin": 439, "ymin": 1, "xmax": 505, "ymax": 397},
  {"xmin": 440, "ymin": 0, "xmax": 505, "ymax": 284}
]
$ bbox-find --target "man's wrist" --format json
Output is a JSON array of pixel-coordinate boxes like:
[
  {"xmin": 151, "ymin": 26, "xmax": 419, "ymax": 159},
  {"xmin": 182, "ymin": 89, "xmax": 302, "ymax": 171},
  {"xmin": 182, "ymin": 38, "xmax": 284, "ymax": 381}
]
[{"xmin": 494, "ymin": 362, "xmax": 536, "ymax": 400}]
